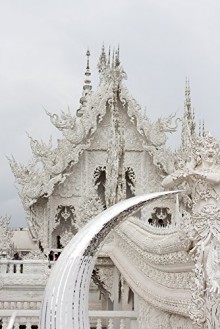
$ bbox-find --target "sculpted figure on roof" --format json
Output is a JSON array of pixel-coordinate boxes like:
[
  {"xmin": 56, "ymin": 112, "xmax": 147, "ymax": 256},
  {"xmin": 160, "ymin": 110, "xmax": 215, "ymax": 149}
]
[
  {"xmin": 162, "ymin": 132, "xmax": 220, "ymax": 327},
  {"xmin": 46, "ymin": 110, "xmax": 85, "ymax": 145},
  {"xmin": 28, "ymin": 135, "xmax": 66, "ymax": 176},
  {"xmin": 148, "ymin": 113, "xmax": 179, "ymax": 147},
  {"xmin": 162, "ymin": 132, "xmax": 220, "ymax": 211},
  {"xmin": 8, "ymin": 156, "xmax": 66, "ymax": 209}
]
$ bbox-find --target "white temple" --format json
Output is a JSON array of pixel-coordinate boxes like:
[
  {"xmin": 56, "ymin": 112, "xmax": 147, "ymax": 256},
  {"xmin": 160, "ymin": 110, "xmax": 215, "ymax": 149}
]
[{"xmin": 0, "ymin": 46, "xmax": 220, "ymax": 328}]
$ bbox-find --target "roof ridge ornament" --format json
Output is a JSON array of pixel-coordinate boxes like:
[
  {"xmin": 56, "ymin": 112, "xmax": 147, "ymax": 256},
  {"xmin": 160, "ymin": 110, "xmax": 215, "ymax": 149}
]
[
  {"xmin": 84, "ymin": 49, "xmax": 92, "ymax": 90},
  {"xmin": 97, "ymin": 45, "xmax": 127, "ymax": 88},
  {"xmin": 97, "ymin": 44, "xmax": 107, "ymax": 74},
  {"xmin": 115, "ymin": 45, "xmax": 120, "ymax": 67}
]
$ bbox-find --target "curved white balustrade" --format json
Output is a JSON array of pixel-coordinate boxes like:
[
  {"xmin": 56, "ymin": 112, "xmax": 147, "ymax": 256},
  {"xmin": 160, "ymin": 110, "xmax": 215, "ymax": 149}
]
[{"xmin": 40, "ymin": 191, "xmax": 178, "ymax": 329}]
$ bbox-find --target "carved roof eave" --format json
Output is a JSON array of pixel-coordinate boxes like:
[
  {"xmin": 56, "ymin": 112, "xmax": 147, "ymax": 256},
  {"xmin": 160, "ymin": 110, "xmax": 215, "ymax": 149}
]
[
  {"xmin": 119, "ymin": 85, "xmax": 176, "ymax": 175},
  {"xmin": 119, "ymin": 85, "xmax": 150, "ymax": 139},
  {"xmin": 43, "ymin": 81, "xmax": 153, "ymax": 176},
  {"xmin": 11, "ymin": 80, "xmax": 174, "ymax": 210}
]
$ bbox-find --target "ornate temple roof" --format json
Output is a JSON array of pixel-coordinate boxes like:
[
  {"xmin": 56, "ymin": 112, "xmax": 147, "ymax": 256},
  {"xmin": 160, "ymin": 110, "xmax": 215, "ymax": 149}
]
[{"xmin": 9, "ymin": 47, "xmax": 179, "ymax": 210}]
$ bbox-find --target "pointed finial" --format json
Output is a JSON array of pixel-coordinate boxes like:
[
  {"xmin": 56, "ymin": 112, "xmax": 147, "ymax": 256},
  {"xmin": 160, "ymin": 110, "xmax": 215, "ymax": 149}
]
[
  {"xmin": 115, "ymin": 45, "xmax": 120, "ymax": 67},
  {"xmin": 199, "ymin": 120, "xmax": 201, "ymax": 136},
  {"xmin": 82, "ymin": 49, "xmax": 92, "ymax": 97},
  {"xmin": 202, "ymin": 120, "xmax": 205, "ymax": 137},
  {"xmin": 86, "ymin": 49, "xmax": 90, "ymax": 67},
  {"xmin": 185, "ymin": 78, "xmax": 191, "ymax": 111},
  {"xmin": 84, "ymin": 49, "xmax": 92, "ymax": 89},
  {"xmin": 184, "ymin": 78, "xmax": 196, "ymax": 134},
  {"xmin": 181, "ymin": 78, "xmax": 196, "ymax": 157},
  {"xmin": 108, "ymin": 46, "xmax": 111, "ymax": 66},
  {"xmin": 192, "ymin": 107, "xmax": 196, "ymax": 134},
  {"xmin": 78, "ymin": 49, "xmax": 92, "ymax": 113},
  {"xmin": 111, "ymin": 48, "xmax": 115, "ymax": 68},
  {"xmin": 97, "ymin": 44, "xmax": 107, "ymax": 73}
]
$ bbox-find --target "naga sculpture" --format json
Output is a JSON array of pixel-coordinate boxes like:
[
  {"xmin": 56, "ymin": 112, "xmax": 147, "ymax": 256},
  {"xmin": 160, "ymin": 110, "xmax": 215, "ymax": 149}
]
[
  {"xmin": 28, "ymin": 135, "xmax": 66, "ymax": 176},
  {"xmin": 8, "ymin": 156, "xmax": 66, "ymax": 209},
  {"xmin": 162, "ymin": 132, "xmax": 220, "ymax": 328},
  {"xmin": 149, "ymin": 113, "xmax": 179, "ymax": 147}
]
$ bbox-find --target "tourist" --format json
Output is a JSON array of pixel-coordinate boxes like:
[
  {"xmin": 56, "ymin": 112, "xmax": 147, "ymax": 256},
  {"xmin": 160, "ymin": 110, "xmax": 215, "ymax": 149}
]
[
  {"xmin": 48, "ymin": 250, "xmax": 54, "ymax": 261},
  {"xmin": 48, "ymin": 250, "xmax": 54, "ymax": 269},
  {"xmin": 12, "ymin": 252, "xmax": 22, "ymax": 273}
]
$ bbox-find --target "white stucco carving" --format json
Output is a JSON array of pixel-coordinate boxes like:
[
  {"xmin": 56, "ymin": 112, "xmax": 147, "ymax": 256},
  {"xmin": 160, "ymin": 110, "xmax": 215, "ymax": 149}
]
[
  {"xmin": 40, "ymin": 192, "xmax": 177, "ymax": 329},
  {"xmin": 162, "ymin": 131, "xmax": 220, "ymax": 328},
  {"xmin": 0, "ymin": 216, "xmax": 13, "ymax": 256},
  {"xmin": 3, "ymin": 47, "xmax": 220, "ymax": 329}
]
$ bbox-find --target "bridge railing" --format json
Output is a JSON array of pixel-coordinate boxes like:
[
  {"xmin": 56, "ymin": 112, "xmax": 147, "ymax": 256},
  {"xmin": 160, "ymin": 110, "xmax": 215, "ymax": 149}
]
[
  {"xmin": 0, "ymin": 310, "xmax": 137, "ymax": 329},
  {"xmin": 89, "ymin": 310, "xmax": 137, "ymax": 329},
  {"xmin": 0, "ymin": 259, "xmax": 51, "ymax": 274}
]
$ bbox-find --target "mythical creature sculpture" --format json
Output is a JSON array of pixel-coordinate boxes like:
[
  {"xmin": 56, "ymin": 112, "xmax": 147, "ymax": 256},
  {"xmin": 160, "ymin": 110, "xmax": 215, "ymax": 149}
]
[
  {"xmin": 149, "ymin": 113, "xmax": 179, "ymax": 147},
  {"xmin": 8, "ymin": 158, "xmax": 43, "ymax": 207},
  {"xmin": 162, "ymin": 132, "xmax": 220, "ymax": 327},
  {"xmin": 142, "ymin": 114, "xmax": 180, "ymax": 175},
  {"xmin": 46, "ymin": 110, "xmax": 85, "ymax": 145},
  {"xmin": 28, "ymin": 135, "xmax": 66, "ymax": 176},
  {"xmin": 8, "ymin": 156, "xmax": 66, "ymax": 209}
]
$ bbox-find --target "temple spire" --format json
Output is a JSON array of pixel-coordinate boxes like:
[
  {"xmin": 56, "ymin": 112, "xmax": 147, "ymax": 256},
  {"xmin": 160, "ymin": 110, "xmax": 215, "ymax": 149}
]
[
  {"xmin": 111, "ymin": 49, "xmax": 115, "ymax": 69},
  {"xmin": 77, "ymin": 50, "xmax": 92, "ymax": 116},
  {"xmin": 181, "ymin": 79, "xmax": 196, "ymax": 160},
  {"xmin": 115, "ymin": 45, "xmax": 120, "ymax": 67},
  {"xmin": 97, "ymin": 44, "xmax": 107, "ymax": 73},
  {"xmin": 97, "ymin": 44, "xmax": 126, "ymax": 87},
  {"xmin": 202, "ymin": 120, "xmax": 205, "ymax": 137},
  {"xmin": 83, "ymin": 49, "xmax": 92, "ymax": 95},
  {"xmin": 108, "ymin": 47, "xmax": 111, "ymax": 66},
  {"xmin": 185, "ymin": 78, "xmax": 191, "ymax": 113},
  {"xmin": 199, "ymin": 120, "xmax": 201, "ymax": 136}
]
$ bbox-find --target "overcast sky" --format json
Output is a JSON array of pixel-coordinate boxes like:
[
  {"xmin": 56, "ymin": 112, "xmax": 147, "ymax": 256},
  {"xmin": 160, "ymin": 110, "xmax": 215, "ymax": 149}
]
[{"xmin": 1, "ymin": 0, "xmax": 220, "ymax": 227}]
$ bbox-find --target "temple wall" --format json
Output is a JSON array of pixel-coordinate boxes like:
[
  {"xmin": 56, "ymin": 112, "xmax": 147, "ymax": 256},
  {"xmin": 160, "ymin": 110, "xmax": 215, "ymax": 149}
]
[{"xmin": 138, "ymin": 298, "xmax": 196, "ymax": 329}]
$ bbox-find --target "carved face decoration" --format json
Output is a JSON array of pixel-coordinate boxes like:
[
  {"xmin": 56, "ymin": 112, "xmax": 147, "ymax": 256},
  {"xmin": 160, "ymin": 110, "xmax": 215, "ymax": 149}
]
[
  {"xmin": 200, "ymin": 136, "xmax": 219, "ymax": 164},
  {"xmin": 150, "ymin": 207, "xmax": 172, "ymax": 226},
  {"xmin": 55, "ymin": 205, "xmax": 76, "ymax": 226},
  {"xmin": 202, "ymin": 148, "xmax": 218, "ymax": 164},
  {"xmin": 193, "ymin": 133, "xmax": 220, "ymax": 166},
  {"xmin": 154, "ymin": 208, "xmax": 167, "ymax": 220}
]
